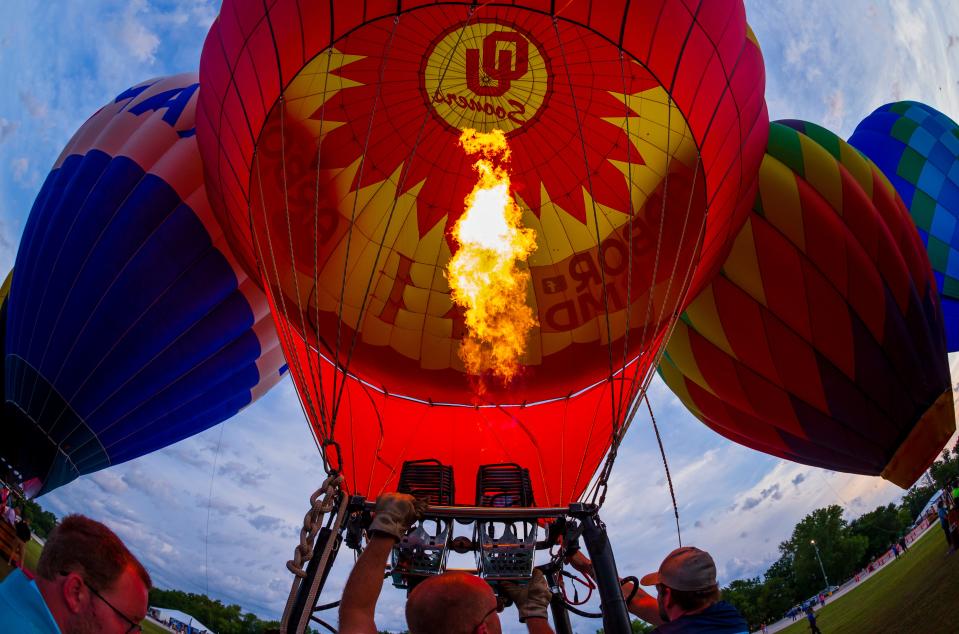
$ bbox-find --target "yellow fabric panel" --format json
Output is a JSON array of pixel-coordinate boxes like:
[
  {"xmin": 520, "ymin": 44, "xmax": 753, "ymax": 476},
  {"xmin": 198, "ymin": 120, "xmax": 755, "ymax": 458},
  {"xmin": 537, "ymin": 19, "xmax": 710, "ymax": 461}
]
[
  {"xmin": 799, "ymin": 134, "xmax": 843, "ymax": 215},
  {"xmin": 0, "ymin": 269, "xmax": 12, "ymax": 305},
  {"xmin": 662, "ymin": 320, "xmax": 710, "ymax": 394},
  {"xmin": 684, "ymin": 285, "xmax": 735, "ymax": 357},
  {"xmin": 721, "ymin": 218, "xmax": 767, "ymax": 307},
  {"xmin": 658, "ymin": 355, "xmax": 705, "ymax": 420},
  {"xmin": 758, "ymin": 156, "xmax": 805, "ymax": 252},
  {"xmin": 838, "ymin": 141, "xmax": 874, "ymax": 196},
  {"xmin": 420, "ymin": 332, "xmax": 455, "ymax": 370}
]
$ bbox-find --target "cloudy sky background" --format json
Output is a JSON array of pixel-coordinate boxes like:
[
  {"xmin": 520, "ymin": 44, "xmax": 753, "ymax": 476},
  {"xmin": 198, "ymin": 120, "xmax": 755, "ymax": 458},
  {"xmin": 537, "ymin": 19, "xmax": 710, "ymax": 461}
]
[{"xmin": 1, "ymin": 1, "xmax": 958, "ymax": 632}]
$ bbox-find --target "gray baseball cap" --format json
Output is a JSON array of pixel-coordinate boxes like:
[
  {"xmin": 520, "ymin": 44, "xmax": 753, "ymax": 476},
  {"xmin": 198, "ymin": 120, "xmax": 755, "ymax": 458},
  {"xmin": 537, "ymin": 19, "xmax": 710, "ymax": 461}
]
[{"xmin": 640, "ymin": 546, "xmax": 718, "ymax": 591}]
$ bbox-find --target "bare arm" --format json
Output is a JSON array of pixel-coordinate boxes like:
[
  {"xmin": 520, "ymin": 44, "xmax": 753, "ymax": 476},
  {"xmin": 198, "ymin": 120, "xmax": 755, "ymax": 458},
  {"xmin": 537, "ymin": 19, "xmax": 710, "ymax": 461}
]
[
  {"xmin": 623, "ymin": 582, "xmax": 664, "ymax": 627},
  {"xmin": 338, "ymin": 534, "xmax": 393, "ymax": 633}
]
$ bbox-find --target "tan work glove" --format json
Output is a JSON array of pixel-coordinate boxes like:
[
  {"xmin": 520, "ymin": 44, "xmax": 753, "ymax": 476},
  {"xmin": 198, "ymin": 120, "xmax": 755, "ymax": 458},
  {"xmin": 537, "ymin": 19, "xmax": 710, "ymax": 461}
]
[
  {"xmin": 368, "ymin": 492, "xmax": 425, "ymax": 541},
  {"xmin": 501, "ymin": 569, "xmax": 552, "ymax": 623}
]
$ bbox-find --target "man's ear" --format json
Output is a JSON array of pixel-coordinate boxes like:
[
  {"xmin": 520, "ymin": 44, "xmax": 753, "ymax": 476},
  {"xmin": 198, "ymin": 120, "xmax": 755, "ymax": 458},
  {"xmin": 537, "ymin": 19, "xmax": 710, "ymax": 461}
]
[
  {"xmin": 475, "ymin": 623, "xmax": 489, "ymax": 634},
  {"xmin": 61, "ymin": 572, "xmax": 88, "ymax": 614}
]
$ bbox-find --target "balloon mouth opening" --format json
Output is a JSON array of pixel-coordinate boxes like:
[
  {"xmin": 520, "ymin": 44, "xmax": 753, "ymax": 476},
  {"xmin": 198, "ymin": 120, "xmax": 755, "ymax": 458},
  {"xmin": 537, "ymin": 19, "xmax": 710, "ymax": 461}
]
[{"xmin": 881, "ymin": 389, "xmax": 956, "ymax": 488}]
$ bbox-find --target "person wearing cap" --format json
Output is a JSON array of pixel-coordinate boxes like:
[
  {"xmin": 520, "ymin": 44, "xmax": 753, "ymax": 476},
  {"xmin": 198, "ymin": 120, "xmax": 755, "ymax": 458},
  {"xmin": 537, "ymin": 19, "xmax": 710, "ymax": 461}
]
[
  {"xmin": 338, "ymin": 492, "xmax": 556, "ymax": 634},
  {"xmin": 621, "ymin": 546, "xmax": 748, "ymax": 633}
]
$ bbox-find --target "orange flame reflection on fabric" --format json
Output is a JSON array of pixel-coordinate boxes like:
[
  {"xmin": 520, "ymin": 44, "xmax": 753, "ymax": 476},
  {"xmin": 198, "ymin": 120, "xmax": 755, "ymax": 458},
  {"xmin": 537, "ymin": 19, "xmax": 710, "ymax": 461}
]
[{"xmin": 448, "ymin": 128, "xmax": 537, "ymax": 385}]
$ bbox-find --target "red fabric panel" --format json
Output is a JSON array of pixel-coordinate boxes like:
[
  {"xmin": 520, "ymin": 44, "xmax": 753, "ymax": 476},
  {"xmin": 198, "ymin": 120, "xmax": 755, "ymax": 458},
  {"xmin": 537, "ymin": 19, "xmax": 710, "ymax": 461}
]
[
  {"xmin": 802, "ymin": 183, "xmax": 849, "ymax": 299},
  {"xmin": 687, "ymin": 328, "xmax": 756, "ymax": 417},
  {"xmin": 761, "ymin": 309, "xmax": 828, "ymax": 414},
  {"xmin": 269, "ymin": 0, "xmax": 306, "ymax": 87},
  {"xmin": 332, "ymin": 2, "xmax": 366, "ymax": 41},
  {"xmin": 649, "ymin": 2, "xmax": 694, "ymax": 86},
  {"xmin": 844, "ymin": 227, "xmax": 886, "ymax": 341},
  {"xmin": 802, "ymin": 259, "xmax": 855, "ymax": 380},
  {"xmin": 298, "ymin": 0, "xmax": 333, "ymax": 55},
  {"xmin": 735, "ymin": 363, "xmax": 803, "ymax": 438},
  {"xmin": 588, "ymin": 0, "xmax": 629, "ymax": 42},
  {"xmin": 752, "ymin": 216, "xmax": 813, "ymax": 341},
  {"xmin": 713, "ymin": 276, "xmax": 779, "ymax": 385},
  {"xmin": 280, "ymin": 326, "xmax": 621, "ymax": 505}
]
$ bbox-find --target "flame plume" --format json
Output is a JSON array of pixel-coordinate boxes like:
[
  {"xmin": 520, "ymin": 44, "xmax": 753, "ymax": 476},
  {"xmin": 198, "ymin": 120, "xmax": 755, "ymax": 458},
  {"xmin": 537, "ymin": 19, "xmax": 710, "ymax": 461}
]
[{"xmin": 448, "ymin": 128, "xmax": 538, "ymax": 385}]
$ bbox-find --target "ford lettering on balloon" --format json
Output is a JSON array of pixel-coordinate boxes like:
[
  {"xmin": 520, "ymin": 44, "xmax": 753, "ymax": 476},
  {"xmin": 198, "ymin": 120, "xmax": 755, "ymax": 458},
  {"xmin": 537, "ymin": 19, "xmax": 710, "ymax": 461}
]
[
  {"xmin": 4, "ymin": 74, "xmax": 286, "ymax": 497},
  {"xmin": 198, "ymin": 1, "xmax": 768, "ymax": 505}
]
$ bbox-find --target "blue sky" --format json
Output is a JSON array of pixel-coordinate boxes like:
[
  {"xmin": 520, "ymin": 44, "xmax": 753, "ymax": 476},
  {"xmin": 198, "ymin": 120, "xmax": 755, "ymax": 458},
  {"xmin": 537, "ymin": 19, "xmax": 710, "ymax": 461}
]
[{"xmin": 1, "ymin": 2, "xmax": 959, "ymax": 632}]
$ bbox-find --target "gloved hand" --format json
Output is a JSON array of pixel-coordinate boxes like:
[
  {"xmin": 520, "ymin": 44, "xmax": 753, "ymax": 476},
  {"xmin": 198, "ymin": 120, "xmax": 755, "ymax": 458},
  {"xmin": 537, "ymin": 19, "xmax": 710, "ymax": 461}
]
[
  {"xmin": 368, "ymin": 492, "xmax": 424, "ymax": 541},
  {"xmin": 501, "ymin": 569, "xmax": 552, "ymax": 623}
]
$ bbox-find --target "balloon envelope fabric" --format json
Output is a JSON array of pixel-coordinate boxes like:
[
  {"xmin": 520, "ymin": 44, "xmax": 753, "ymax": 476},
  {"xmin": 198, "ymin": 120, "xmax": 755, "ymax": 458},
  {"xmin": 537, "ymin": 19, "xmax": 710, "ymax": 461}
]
[
  {"xmin": 848, "ymin": 101, "xmax": 959, "ymax": 350},
  {"xmin": 197, "ymin": 0, "xmax": 769, "ymax": 504},
  {"xmin": 659, "ymin": 120, "xmax": 954, "ymax": 488},
  {"xmin": 4, "ymin": 74, "xmax": 287, "ymax": 496}
]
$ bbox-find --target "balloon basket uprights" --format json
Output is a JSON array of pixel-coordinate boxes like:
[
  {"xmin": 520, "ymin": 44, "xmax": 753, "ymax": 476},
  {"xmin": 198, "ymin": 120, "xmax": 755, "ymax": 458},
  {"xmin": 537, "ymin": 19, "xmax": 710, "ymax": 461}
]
[{"xmin": 280, "ymin": 493, "xmax": 633, "ymax": 633}]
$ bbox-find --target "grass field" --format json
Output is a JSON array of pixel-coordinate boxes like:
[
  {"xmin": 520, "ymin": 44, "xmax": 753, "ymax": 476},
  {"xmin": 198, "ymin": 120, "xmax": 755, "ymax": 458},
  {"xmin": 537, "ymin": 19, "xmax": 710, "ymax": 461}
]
[
  {"xmin": 778, "ymin": 527, "xmax": 959, "ymax": 634},
  {"xmin": 0, "ymin": 537, "xmax": 42, "ymax": 581}
]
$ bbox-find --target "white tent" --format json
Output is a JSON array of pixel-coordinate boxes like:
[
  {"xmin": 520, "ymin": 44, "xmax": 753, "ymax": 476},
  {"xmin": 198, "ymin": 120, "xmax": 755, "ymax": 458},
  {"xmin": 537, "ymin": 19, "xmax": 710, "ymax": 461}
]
[{"xmin": 150, "ymin": 606, "xmax": 214, "ymax": 634}]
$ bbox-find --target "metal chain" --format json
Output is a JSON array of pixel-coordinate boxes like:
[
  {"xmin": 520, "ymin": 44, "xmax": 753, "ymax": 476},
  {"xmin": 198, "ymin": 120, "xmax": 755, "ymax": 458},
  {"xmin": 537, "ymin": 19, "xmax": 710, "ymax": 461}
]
[{"xmin": 287, "ymin": 474, "xmax": 344, "ymax": 578}]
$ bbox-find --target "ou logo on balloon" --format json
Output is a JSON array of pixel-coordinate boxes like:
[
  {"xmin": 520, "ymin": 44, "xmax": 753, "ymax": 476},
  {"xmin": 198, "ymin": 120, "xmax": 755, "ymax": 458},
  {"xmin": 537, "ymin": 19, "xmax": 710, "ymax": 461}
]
[
  {"xmin": 422, "ymin": 23, "xmax": 549, "ymax": 134},
  {"xmin": 465, "ymin": 32, "xmax": 529, "ymax": 97}
]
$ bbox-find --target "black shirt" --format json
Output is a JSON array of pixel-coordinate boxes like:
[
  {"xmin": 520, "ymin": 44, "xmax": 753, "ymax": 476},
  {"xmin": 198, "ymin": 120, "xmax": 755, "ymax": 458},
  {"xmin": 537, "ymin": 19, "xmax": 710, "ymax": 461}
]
[{"xmin": 14, "ymin": 520, "xmax": 30, "ymax": 542}]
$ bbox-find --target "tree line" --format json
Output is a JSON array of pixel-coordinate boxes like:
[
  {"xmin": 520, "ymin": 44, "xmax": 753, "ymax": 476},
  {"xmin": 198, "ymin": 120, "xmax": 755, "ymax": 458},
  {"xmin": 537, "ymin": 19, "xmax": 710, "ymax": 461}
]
[
  {"xmin": 148, "ymin": 587, "xmax": 286, "ymax": 634},
  {"xmin": 719, "ymin": 440, "xmax": 959, "ymax": 630}
]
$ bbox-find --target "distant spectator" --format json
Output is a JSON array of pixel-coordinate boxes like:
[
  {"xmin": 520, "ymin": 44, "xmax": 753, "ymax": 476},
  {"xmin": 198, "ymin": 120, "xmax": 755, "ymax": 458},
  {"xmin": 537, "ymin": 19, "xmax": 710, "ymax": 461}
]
[
  {"xmin": 7, "ymin": 509, "xmax": 31, "ymax": 568},
  {"xmin": 898, "ymin": 536, "xmax": 908, "ymax": 552},
  {"xmin": 0, "ymin": 514, "xmax": 151, "ymax": 633},
  {"xmin": 804, "ymin": 604, "xmax": 822, "ymax": 634},
  {"xmin": 937, "ymin": 500, "xmax": 955, "ymax": 553},
  {"xmin": 2, "ymin": 501, "xmax": 15, "ymax": 526}
]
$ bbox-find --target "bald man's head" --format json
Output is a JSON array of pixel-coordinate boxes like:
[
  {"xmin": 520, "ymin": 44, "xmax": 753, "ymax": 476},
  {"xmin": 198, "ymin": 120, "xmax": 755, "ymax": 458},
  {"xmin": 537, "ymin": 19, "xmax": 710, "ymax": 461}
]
[{"xmin": 406, "ymin": 572, "xmax": 502, "ymax": 634}]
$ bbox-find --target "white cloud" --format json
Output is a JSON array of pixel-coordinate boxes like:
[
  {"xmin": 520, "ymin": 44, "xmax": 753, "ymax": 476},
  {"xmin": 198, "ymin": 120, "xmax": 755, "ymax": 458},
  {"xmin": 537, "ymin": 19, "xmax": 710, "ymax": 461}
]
[
  {"xmin": 10, "ymin": 157, "xmax": 28, "ymax": 184},
  {"xmin": 18, "ymin": 91, "xmax": 48, "ymax": 120},
  {"xmin": 117, "ymin": 0, "xmax": 160, "ymax": 63},
  {"xmin": 0, "ymin": 118, "xmax": 17, "ymax": 144}
]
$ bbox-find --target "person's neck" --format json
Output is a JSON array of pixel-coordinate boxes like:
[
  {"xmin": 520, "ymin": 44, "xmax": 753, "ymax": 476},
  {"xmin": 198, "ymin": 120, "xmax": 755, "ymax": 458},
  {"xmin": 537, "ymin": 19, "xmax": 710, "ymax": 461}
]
[
  {"xmin": 35, "ymin": 577, "xmax": 69, "ymax": 631},
  {"xmin": 667, "ymin": 600, "xmax": 717, "ymax": 621}
]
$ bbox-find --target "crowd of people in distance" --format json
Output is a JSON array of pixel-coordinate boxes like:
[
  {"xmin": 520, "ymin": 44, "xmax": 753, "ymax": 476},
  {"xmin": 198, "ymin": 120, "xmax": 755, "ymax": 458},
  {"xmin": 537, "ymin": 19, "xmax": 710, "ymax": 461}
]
[
  {"xmin": 935, "ymin": 478, "xmax": 959, "ymax": 553},
  {"xmin": 1, "ymin": 484, "xmax": 32, "ymax": 570}
]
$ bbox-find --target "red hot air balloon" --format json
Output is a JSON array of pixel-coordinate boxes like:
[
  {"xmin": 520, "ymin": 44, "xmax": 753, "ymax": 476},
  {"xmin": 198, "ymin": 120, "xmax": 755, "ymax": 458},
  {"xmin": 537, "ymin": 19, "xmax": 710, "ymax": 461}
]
[
  {"xmin": 197, "ymin": 1, "xmax": 768, "ymax": 505},
  {"xmin": 660, "ymin": 121, "xmax": 955, "ymax": 488}
]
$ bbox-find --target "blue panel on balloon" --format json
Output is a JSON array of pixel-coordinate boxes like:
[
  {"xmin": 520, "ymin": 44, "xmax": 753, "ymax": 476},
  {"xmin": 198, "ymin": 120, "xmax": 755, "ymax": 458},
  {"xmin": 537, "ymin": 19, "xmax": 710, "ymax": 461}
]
[
  {"xmin": 6, "ymin": 151, "xmax": 262, "ymax": 494},
  {"xmin": 849, "ymin": 101, "xmax": 959, "ymax": 350}
]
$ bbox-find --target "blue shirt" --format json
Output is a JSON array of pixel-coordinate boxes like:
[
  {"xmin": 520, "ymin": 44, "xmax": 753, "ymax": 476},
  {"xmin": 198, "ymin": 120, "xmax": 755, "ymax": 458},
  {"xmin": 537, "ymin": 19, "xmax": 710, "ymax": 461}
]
[
  {"xmin": 0, "ymin": 569, "xmax": 61, "ymax": 633},
  {"xmin": 651, "ymin": 601, "xmax": 749, "ymax": 634},
  {"xmin": 939, "ymin": 506, "xmax": 949, "ymax": 527}
]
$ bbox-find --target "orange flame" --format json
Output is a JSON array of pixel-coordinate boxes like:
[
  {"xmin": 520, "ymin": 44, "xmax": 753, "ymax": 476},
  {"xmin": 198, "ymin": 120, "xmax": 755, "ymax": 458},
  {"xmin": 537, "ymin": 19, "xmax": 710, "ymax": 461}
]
[{"xmin": 448, "ymin": 128, "xmax": 537, "ymax": 384}]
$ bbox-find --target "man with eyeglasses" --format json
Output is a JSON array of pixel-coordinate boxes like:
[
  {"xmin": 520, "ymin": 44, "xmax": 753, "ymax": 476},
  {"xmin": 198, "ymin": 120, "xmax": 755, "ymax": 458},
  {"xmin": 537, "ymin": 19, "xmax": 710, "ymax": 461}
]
[
  {"xmin": 0, "ymin": 514, "xmax": 151, "ymax": 633},
  {"xmin": 339, "ymin": 492, "xmax": 555, "ymax": 634}
]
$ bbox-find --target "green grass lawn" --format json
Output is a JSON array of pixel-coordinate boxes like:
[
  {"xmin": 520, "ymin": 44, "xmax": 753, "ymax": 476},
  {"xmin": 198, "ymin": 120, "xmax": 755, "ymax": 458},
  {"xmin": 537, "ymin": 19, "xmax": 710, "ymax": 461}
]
[
  {"xmin": 0, "ymin": 537, "xmax": 42, "ymax": 581},
  {"xmin": 142, "ymin": 619, "xmax": 172, "ymax": 633},
  {"xmin": 778, "ymin": 527, "xmax": 959, "ymax": 634}
]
